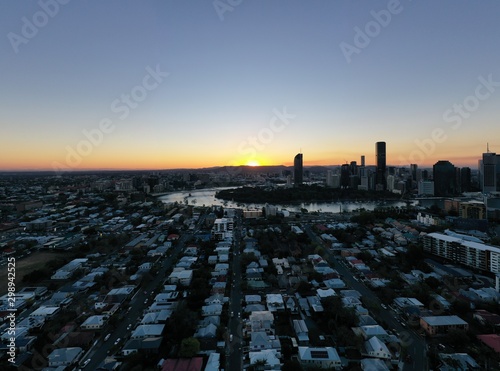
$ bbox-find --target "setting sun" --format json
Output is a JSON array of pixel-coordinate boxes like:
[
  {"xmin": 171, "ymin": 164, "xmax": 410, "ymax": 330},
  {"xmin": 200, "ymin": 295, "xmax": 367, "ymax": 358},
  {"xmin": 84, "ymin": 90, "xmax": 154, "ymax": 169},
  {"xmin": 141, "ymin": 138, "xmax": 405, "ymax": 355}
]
[{"xmin": 246, "ymin": 160, "xmax": 260, "ymax": 167}]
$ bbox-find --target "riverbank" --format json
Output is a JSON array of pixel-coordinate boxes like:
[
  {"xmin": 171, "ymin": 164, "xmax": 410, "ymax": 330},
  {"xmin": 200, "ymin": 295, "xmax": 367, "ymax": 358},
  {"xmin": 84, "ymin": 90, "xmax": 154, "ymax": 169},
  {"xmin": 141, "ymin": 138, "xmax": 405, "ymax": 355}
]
[
  {"xmin": 158, "ymin": 185, "xmax": 412, "ymax": 214},
  {"xmin": 215, "ymin": 185, "xmax": 404, "ymax": 204}
]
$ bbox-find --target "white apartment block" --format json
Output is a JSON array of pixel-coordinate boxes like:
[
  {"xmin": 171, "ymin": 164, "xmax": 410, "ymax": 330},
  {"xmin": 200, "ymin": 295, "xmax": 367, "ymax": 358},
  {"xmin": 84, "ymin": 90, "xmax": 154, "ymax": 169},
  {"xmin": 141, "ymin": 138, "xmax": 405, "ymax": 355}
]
[{"xmin": 423, "ymin": 232, "xmax": 500, "ymax": 274}]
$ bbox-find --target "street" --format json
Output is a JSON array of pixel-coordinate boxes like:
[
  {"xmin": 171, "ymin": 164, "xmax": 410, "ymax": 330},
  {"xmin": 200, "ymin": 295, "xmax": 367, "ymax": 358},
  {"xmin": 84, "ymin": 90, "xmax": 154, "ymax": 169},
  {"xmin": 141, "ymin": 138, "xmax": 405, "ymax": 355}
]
[
  {"xmin": 85, "ymin": 218, "xmax": 202, "ymax": 370},
  {"xmin": 227, "ymin": 212, "xmax": 244, "ymax": 371},
  {"xmin": 304, "ymin": 224, "xmax": 428, "ymax": 371}
]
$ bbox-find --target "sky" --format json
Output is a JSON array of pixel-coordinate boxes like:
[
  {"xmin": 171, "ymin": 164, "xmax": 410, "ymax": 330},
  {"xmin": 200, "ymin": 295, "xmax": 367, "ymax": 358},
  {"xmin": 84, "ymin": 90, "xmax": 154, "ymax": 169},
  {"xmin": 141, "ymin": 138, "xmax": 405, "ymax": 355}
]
[{"xmin": 1, "ymin": 0, "xmax": 500, "ymax": 171}]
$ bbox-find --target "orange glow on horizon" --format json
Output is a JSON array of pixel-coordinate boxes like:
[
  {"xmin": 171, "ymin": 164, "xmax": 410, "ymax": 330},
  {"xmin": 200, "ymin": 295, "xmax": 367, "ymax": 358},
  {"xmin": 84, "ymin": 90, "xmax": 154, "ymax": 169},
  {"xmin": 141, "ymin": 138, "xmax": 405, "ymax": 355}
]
[
  {"xmin": 246, "ymin": 160, "xmax": 260, "ymax": 167},
  {"xmin": 0, "ymin": 148, "xmax": 484, "ymax": 171}
]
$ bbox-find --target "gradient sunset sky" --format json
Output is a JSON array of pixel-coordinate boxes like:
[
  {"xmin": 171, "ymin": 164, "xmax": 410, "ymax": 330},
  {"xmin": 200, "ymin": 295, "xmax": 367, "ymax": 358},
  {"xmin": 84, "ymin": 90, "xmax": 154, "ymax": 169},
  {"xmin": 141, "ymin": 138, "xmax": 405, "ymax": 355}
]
[{"xmin": 1, "ymin": 0, "xmax": 500, "ymax": 171}]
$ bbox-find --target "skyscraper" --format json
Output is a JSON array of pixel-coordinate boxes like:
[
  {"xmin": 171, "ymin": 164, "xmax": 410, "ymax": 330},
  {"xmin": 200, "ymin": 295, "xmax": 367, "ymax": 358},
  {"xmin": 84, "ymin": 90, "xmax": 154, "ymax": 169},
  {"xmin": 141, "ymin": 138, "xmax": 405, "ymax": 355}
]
[
  {"xmin": 294, "ymin": 153, "xmax": 303, "ymax": 186},
  {"xmin": 375, "ymin": 141, "xmax": 386, "ymax": 190},
  {"xmin": 433, "ymin": 160, "xmax": 457, "ymax": 196},
  {"xmin": 340, "ymin": 164, "xmax": 350, "ymax": 189},
  {"xmin": 410, "ymin": 164, "xmax": 418, "ymax": 181},
  {"xmin": 460, "ymin": 167, "xmax": 472, "ymax": 192},
  {"xmin": 481, "ymin": 151, "xmax": 497, "ymax": 193},
  {"xmin": 350, "ymin": 161, "xmax": 357, "ymax": 176}
]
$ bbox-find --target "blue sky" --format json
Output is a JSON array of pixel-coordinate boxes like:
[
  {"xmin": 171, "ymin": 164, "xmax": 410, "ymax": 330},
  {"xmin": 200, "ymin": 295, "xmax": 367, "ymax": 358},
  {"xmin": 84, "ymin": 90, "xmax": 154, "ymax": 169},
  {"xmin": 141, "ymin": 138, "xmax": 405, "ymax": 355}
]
[{"xmin": 1, "ymin": 0, "xmax": 500, "ymax": 170}]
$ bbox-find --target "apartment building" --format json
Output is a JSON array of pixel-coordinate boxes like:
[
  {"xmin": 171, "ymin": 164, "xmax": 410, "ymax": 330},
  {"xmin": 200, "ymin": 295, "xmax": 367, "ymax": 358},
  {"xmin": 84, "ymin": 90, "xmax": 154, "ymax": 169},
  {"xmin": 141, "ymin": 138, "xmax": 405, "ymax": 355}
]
[{"xmin": 423, "ymin": 232, "xmax": 500, "ymax": 274}]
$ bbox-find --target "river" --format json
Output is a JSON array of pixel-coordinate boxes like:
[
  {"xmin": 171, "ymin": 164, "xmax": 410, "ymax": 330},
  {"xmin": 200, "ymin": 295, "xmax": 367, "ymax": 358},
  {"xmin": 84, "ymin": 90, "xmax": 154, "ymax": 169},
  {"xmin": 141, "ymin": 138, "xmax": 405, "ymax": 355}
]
[{"xmin": 158, "ymin": 187, "xmax": 415, "ymax": 213}]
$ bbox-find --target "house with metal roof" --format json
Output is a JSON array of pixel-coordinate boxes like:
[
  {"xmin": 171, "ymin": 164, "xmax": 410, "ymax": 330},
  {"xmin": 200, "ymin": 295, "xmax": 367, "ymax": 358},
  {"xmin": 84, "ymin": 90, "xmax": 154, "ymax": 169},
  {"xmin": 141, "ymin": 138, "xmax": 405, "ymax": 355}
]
[
  {"xmin": 364, "ymin": 336, "xmax": 391, "ymax": 360},
  {"xmin": 298, "ymin": 346, "xmax": 341, "ymax": 370},
  {"xmin": 420, "ymin": 315, "xmax": 468, "ymax": 336},
  {"xmin": 47, "ymin": 347, "xmax": 83, "ymax": 367}
]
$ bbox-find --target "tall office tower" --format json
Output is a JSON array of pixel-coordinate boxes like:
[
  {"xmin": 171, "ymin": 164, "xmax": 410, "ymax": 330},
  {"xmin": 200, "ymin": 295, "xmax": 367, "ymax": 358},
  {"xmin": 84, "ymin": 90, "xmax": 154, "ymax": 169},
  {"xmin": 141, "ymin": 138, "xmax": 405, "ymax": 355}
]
[
  {"xmin": 326, "ymin": 170, "xmax": 334, "ymax": 187},
  {"xmin": 375, "ymin": 141, "xmax": 387, "ymax": 190},
  {"xmin": 461, "ymin": 167, "xmax": 472, "ymax": 192},
  {"xmin": 478, "ymin": 159, "xmax": 483, "ymax": 190},
  {"xmin": 433, "ymin": 160, "xmax": 457, "ymax": 196},
  {"xmin": 340, "ymin": 164, "xmax": 350, "ymax": 189},
  {"xmin": 416, "ymin": 169, "xmax": 423, "ymax": 182},
  {"xmin": 331, "ymin": 174, "xmax": 341, "ymax": 189},
  {"xmin": 358, "ymin": 166, "xmax": 366, "ymax": 177},
  {"xmin": 359, "ymin": 156, "xmax": 366, "ymax": 178},
  {"xmin": 481, "ymin": 151, "xmax": 497, "ymax": 193},
  {"xmin": 410, "ymin": 164, "xmax": 418, "ymax": 181},
  {"xmin": 386, "ymin": 175, "xmax": 395, "ymax": 192},
  {"xmin": 455, "ymin": 168, "xmax": 462, "ymax": 194},
  {"xmin": 294, "ymin": 153, "xmax": 303, "ymax": 186},
  {"xmin": 422, "ymin": 169, "xmax": 429, "ymax": 181},
  {"xmin": 350, "ymin": 161, "xmax": 357, "ymax": 175},
  {"xmin": 496, "ymin": 154, "xmax": 500, "ymax": 190},
  {"xmin": 368, "ymin": 169, "xmax": 376, "ymax": 190}
]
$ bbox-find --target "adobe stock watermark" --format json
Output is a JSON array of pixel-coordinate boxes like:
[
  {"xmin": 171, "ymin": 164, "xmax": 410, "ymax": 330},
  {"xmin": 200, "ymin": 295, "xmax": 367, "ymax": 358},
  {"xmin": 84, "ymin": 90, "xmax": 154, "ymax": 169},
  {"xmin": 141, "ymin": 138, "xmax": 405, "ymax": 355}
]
[
  {"xmin": 214, "ymin": 107, "xmax": 296, "ymax": 186},
  {"xmin": 339, "ymin": 0, "xmax": 407, "ymax": 64},
  {"xmin": 213, "ymin": 0, "xmax": 243, "ymax": 21},
  {"xmin": 51, "ymin": 65, "xmax": 169, "ymax": 174},
  {"xmin": 21, "ymin": 273, "xmax": 128, "ymax": 370},
  {"xmin": 398, "ymin": 74, "xmax": 499, "ymax": 166},
  {"xmin": 238, "ymin": 107, "xmax": 295, "ymax": 162},
  {"xmin": 7, "ymin": 0, "xmax": 72, "ymax": 54}
]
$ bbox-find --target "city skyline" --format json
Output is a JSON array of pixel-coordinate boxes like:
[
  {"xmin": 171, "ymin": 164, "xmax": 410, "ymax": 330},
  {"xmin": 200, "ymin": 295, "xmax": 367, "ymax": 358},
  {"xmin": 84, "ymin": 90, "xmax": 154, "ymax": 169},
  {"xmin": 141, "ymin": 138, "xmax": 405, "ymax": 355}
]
[{"xmin": 2, "ymin": 1, "xmax": 500, "ymax": 171}]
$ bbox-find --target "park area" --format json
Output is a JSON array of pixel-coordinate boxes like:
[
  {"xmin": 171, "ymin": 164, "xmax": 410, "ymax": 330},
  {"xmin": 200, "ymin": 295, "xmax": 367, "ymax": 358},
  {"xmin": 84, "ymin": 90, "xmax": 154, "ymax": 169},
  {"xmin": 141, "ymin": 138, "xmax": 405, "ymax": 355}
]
[{"xmin": 0, "ymin": 251, "xmax": 67, "ymax": 295}]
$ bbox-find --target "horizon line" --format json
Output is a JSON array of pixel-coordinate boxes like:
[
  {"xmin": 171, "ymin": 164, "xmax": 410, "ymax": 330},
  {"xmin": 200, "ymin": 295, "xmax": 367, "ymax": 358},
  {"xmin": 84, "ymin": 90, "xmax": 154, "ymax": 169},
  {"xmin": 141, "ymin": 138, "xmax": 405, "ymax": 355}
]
[{"xmin": 0, "ymin": 163, "xmax": 478, "ymax": 173}]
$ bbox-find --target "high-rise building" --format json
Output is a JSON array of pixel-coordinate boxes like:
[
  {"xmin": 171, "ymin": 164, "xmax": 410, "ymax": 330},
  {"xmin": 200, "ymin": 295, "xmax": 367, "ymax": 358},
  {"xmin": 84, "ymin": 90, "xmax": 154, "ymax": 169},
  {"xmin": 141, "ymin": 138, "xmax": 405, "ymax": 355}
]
[
  {"xmin": 418, "ymin": 180, "xmax": 434, "ymax": 196},
  {"xmin": 326, "ymin": 170, "xmax": 334, "ymax": 187},
  {"xmin": 350, "ymin": 161, "xmax": 357, "ymax": 176},
  {"xmin": 375, "ymin": 141, "xmax": 386, "ymax": 190},
  {"xmin": 460, "ymin": 167, "xmax": 472, "ymax": 192},
  {"xmin": 433, "ymin": 160, "xmax": 457, "ymax": 196},
  {"xmin": 455, "ymin": 167, "xmax": 462, "ymax": 194},
  {"xmin": 350, "ymin": 175, "xmax": 360, "ymax": 189},
  {"xmin": 423, "ymin": 232, "xmax": 500, "ymax": 274},
  {"xmin": 387, "ymin": 175, "xmax": 395, "ymax": 192},
  {"xmin": 359, "ymin": 176, "xmax": 369, "ymax": 191},
  {"xmin": 331, "ymin": 174, "xmax": 340, "ymax": 188},
  {"xmin": 326, "ymin": 170, "xmax": 341, "ymax": 188},
  {"xmin": 481, "ymin": 151, "xmax": 497, "ymax": 193},
  {"xmin": 360, "ymin": 155, "xmax": 365, "ymax": 167},
  {"xmin": 294, "ymin": 153, "xmax": 303, "ymax": 186},
  {"xmin": 410, "ymin": 164, "xmax": 418, "ymax": 181},
  {"xmin": 422, "ymin": 169, "xmax": 429, "ymax": 181},
  {"xmin": 416, "ymin": 169, "xmax": 423, "ymax": 182},
  {"xmin": 340, "ymin": 164, "xmax": 350, "ymax": 189}
]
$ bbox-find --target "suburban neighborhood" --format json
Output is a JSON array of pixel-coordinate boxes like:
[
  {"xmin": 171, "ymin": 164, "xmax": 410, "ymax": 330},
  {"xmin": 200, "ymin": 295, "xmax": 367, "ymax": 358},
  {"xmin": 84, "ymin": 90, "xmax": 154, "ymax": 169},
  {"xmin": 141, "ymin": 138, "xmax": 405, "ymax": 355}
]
[{"xmin": 0, "ymin": 170, "xmax": 500, "ymax": 371}]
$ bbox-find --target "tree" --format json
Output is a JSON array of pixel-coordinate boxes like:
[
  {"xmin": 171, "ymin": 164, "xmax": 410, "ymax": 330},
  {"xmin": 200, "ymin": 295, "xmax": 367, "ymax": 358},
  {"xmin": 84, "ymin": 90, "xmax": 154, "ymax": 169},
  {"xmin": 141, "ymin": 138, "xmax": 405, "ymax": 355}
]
[
  {"xmin": 424, "ymin": 276, "xmax": 441, "ymax": 289},
  {"xmin": 22, "ymin": 268, "xmax": 50, "ymax": 283},
  {"xmin": 240, "ymin": 252, "xmax": 258, "ymax": 268},
  {"xmin": 314, "ymin": 245, "xmax": 325, "ymax": 256},
  {"xmin": 296, "ymin": 281, "xmax": 312, "ymax": 296},
  {"xmin": 350, "ymin": 211, "xmax": 376, "ymax": 225},
  {"xmin": 168, "ymin": 301, "xmax": 198, "ymax": 342},
  {"xmin": 282, "ymin": 360, "xmax": 302, "ymax": 371},
  {"xmin": 179, "ymin": 337, "xmax": 200, "ymax": 358},
  {"xmin": 451, "ymin": 299, "xmax": 470, "ymax": 318},
  {"xmin": 444, "ymin": 329, "xmax": 470, "ymax": 350}
]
